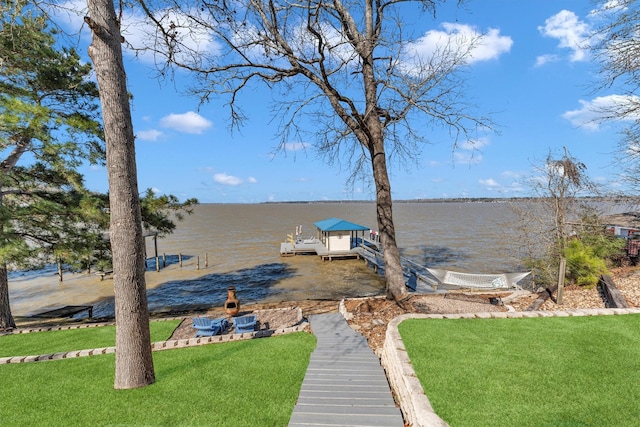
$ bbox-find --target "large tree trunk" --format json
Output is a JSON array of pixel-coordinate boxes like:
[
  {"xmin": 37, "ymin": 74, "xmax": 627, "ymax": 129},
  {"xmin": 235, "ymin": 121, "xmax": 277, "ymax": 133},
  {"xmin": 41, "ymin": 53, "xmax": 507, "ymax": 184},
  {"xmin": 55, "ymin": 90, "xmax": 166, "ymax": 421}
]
[
  {"xmin": 0, "ymin": 188, "xmax": 16, "ymax": 330},
  {"xmin": 359, "ymin": 9, "xmax": 407, "ymax": 302},
  {"xmin": 0, "ymin": 265, "xmax": 16, "ymax": 330},
  {"xmin": 370, "ymin": 138, "xmax": 408, "ymax": 301},
  {"xmin": 85, "ymin": 0, "xmax": 155, "ymax": 389}
]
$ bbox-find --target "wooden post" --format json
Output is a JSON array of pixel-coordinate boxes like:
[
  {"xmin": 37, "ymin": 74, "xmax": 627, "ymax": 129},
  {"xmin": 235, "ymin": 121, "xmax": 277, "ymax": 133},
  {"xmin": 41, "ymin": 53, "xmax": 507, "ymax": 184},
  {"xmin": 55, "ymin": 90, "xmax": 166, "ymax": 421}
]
[
  {"xmin": 205, "ymin": 252, "xmax": 208, "ymax": 268},
  {"xmin": 196, "ymin": 256, "xmax": 200, "ymax": 270},
  {"xmin": 154, "ymin": 234, "xmax": 158, "ymax": 261},
  {"xmin": 155, "ymin": 256, "xmax": 160, "ymax": 272},
  {"xmin": 58, "ymin": 260, "xmax": 63, "ymax": 282},
  {"xmin": 557, "ymin": 257, "xmax": 566, "ymax": 305},
  {"xmin": 179, "ymin": 253, "xmax": 182, "ymax": 267},
  {"xmin": 162, "ymin": 253, "xmax": 166, "ymax": 268}
]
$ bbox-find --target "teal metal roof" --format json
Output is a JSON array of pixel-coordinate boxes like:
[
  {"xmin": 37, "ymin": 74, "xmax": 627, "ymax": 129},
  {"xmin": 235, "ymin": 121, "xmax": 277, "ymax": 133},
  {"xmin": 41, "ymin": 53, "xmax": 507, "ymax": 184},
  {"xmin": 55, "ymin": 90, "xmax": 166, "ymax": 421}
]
[{"xmin": 314, "ymin": 218, "xmax": 370, "ymax": 232}]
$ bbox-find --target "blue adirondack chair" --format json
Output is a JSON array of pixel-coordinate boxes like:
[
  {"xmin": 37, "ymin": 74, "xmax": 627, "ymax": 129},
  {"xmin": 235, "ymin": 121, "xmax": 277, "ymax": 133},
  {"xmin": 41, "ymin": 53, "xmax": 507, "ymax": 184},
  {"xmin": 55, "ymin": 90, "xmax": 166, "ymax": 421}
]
[
  {"xmin": 193, "ymin": 317, "xmax": 228, "ymax": 337},
  {"xmin": 233, "ymin": 315, "xmax": 257, "ymax": 333}
]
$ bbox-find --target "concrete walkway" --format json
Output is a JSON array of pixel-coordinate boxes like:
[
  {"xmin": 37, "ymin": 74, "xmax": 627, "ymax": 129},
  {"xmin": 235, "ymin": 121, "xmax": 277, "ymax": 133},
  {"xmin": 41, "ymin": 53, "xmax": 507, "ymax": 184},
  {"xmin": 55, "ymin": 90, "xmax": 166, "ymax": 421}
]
[{"xmin": 289, "ymin": 313, "xmax": 404, "ymax": 427}]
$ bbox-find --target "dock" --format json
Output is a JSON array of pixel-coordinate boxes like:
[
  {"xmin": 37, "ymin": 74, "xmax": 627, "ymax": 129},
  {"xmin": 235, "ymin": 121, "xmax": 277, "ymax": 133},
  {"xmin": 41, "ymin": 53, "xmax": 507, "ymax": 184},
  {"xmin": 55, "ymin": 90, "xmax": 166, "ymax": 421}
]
[
  {"xmin": 278, "ymin": 218, "xmax": 448, "ymax": 292},
  {"xmin": 280, "ymin": 218, "xmax": 529, "ymax": 293},
  {"xmin": 280, "ymin": 235, "xmax": 441, "ymax": 292},
  {"xmin": 354, "ymin": 245, "xmax": 441, "ymax": 293},
  {"xmin": 280, "ymin": 218, "xmax": 376, "ymax": 261},
  {"xmin": 280, "ymin": 240, "xmax": 367, "ymax": 261}
]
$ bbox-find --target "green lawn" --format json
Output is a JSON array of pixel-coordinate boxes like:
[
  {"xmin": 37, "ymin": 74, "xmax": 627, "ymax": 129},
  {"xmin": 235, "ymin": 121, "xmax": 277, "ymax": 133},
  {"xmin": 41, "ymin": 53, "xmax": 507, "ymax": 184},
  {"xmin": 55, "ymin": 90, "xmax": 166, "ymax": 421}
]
[
  {"xmin": 0, "ymin": 332, "xmax": 316, "ymax": 426},
  {"xmin": 399, "ymin": 314, "xmax": 640, "ymax": 427},
  {"xmin": 0, "ymin": 320, "xmax": 181, "ymax": 357}
]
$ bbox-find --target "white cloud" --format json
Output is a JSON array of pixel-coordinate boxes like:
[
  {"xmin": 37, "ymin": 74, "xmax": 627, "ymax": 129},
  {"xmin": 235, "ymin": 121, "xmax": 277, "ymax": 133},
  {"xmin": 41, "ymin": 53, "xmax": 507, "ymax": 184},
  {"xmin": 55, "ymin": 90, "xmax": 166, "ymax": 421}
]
[
  {"xmin": 214, "ymin": 173, "xmax": 243, "ymax": 186},
  {"xmin": 501, "ymin": 170, "xmax": 524, "ymax": 179},
  {"xmin": 53, "ymin": 0, "xmax": 220, "ymax": 64},
  {"xmin": 562, "ymin": 94, "xmax": 640, "ymax": 130},
  {"xmin": 589, "ymin": 0, "xmax": 627, "ymax": 17},
  {"xmin": 454, "ymin": 151, "xmax": 483, "ymax": 165},
  {"xmin": 212, "ymin": 173, "xmax": 257, "ymax": 186},
  {"xmin": 47, "ymin": 0, "xmax": 87, "ymax": 33},
  {"xmin": 460, "ymin": 137, "xmax": 490, "ymax": 151},
  {"xmin": 535, "ymin": 54, "xmax": 559, "ymax": 67},
  {"xmin": 538, "ymin": 10, "xmax": 590, "ymax": 62},
  {"xmin": 479, "ymin": 178, "xmax": 500, "ymax": 188},
  {"xmin": 452, "ymin": 136, "xmax": 489, "ymax": 165},
  {"xmin": 284, "ymin": 142, "xmax": 312, "ymax": 151},
  {"xmin": 402, "ymin": 23, "xmax": 512, "ymax": 72},
  {"xmin": 479, "ymin": 176, "xmax": 525, "ymax": 194},
  {"xmin": 469, "ymin": 27, "xmax": 514, "ymax": 63},
  {"xmin": 233, "ymin": 20, "xmax": 357, "ymax": 67},
  {"xmin": 160, "ymin": 111, "xmax": 212, "ymax": 134},
  {"xmin": 137, "ymin": 129, "xmax": 163, "ymax": 141}
]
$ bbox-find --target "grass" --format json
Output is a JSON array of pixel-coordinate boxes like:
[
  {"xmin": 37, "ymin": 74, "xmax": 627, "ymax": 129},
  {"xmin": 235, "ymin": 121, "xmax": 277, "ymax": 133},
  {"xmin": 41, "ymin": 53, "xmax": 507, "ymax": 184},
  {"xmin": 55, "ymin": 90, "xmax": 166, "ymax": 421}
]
[
  {"xmin": 0, "ymin": 332, "xmax": 316, "ymax": 426},
  {"xmin": 399, "ymin": 314, "xmax": 640, "ymax": 427},
  {"xmin": 0, "ymin": 320, "xmax": 181, "ymax": 357}
]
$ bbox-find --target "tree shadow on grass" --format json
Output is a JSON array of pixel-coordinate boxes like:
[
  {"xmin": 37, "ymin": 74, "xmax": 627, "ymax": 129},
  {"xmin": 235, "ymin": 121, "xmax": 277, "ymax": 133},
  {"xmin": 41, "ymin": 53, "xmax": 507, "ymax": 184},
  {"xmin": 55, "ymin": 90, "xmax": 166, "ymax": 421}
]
[{"xmin": 91, "ymin": 262, "xmax": 296, "ymax": 319}]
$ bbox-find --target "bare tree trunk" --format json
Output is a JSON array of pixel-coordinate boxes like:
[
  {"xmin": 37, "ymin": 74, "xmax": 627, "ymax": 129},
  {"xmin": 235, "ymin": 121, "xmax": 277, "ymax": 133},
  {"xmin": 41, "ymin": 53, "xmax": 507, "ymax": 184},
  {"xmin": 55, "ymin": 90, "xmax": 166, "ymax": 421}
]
[
  {"xmin": 359, "ymin": 14, "xmax": 407, "ymax": 301},
  {"xmin": 360, "ymin": 19, "xmax": 407, "ymax": 302},
  {"xmin": 0, "ymin": 265, "xmax": 16, "ymax": 330},
  {"xmin": 85, "ymin": 0, "xmax": 155, "ymax": 389},
  {"xmin": 370, "ymin": 139, "xmax": 407, "ymax": 301}
]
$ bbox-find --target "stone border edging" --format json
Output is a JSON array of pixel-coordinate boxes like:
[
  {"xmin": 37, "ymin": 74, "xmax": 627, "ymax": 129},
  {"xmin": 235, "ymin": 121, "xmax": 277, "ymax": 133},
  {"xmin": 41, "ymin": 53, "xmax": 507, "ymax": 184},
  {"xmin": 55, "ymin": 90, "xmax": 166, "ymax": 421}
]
[
  {"xmin": 1, "ymin": 321, "xmax": 116, "ymax": 336},
  {"xmin": 0, "ymin": 322, "xmax": 309, "ymax": 365},
  {"xmin": 380, "ymin": 307, "xmax": 640, "ymax": 427}
]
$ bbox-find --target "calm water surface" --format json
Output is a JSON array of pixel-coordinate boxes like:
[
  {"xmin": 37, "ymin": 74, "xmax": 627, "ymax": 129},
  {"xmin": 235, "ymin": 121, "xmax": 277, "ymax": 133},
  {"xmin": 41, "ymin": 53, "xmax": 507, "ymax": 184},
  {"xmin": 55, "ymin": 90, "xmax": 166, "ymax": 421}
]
[{"xmin": 9, "ymin": 201, "xmax": 623, "ymax": 317}]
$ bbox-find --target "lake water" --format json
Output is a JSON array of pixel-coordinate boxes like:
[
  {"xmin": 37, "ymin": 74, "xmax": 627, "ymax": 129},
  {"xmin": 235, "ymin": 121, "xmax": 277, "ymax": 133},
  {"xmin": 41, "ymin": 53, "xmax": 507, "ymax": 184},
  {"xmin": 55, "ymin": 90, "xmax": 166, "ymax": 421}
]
[{"xmin": 8, "ymin": 201, "xmax": 625, "ymax": 318}]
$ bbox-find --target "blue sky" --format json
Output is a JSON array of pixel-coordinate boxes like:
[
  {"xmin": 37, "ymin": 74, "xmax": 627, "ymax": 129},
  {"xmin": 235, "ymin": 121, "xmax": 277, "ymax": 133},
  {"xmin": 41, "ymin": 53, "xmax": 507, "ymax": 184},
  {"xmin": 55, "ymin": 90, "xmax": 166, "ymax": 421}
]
[{"xmin": 57, "ymin": 1, "xmax": 632, "ymax": 203}]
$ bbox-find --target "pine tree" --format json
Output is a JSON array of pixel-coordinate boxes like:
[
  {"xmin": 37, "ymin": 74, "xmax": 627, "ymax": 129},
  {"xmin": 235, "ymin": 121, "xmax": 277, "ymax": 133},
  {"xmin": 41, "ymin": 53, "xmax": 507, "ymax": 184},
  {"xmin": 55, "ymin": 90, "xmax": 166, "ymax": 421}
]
[{"xmin": 0, "ymin": 1, "xmax": 105, "ymax": 329}]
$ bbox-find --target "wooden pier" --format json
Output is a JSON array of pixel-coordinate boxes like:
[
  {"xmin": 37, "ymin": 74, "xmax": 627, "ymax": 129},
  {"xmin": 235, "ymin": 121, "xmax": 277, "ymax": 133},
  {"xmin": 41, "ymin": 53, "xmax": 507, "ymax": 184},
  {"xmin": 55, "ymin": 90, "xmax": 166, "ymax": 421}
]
[
  {"xmin": 279, "ymin": 233, "xmax": 441, "ymax": 292},
  {"xmin": 354, "ymin": 245, "xmax": 441, "ymax": 293},
  {"xmin": 280, "ymin": 238, "xmax": 375, "ymax": 261},
  {"xmin": 280, "ymin": 218, "xmax": 376, "ymax": 261}
]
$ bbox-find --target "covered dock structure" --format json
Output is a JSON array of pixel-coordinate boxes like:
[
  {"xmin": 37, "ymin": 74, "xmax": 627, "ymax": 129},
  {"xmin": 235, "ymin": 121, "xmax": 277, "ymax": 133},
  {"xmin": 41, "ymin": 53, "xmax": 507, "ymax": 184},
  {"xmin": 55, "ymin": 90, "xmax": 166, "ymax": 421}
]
[{"xmin": 280, "ymin": 218, "xmax": 376, "ymax": 260}]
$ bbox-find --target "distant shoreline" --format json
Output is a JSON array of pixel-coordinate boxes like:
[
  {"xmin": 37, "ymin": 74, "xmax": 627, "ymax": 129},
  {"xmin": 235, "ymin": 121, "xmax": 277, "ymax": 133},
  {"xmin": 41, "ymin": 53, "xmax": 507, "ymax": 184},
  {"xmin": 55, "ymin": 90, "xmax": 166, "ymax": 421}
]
[{"xmin": 257, "ymin": 195, "xmax": 638, "ymax": 205}]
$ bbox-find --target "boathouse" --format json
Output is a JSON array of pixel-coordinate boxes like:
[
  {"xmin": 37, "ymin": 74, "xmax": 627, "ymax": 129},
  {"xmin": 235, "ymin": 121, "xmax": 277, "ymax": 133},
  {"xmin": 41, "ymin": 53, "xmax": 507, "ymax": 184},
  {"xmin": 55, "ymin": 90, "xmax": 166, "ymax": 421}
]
[
  {"xmin": 314, "ymin": 217, "xmax": 370, "ymax": 253},
  {"xmin": 280, "ymin": 217, "xmax": 372, "ymax": 259}
]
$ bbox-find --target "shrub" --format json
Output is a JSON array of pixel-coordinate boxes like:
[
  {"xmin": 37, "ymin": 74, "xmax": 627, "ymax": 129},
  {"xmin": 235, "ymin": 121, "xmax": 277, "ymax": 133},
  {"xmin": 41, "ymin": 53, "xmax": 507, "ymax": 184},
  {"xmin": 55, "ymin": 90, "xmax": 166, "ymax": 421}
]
[{"xmin": 564, "ymin": 238, "xmax": 609, "ymax": 287}]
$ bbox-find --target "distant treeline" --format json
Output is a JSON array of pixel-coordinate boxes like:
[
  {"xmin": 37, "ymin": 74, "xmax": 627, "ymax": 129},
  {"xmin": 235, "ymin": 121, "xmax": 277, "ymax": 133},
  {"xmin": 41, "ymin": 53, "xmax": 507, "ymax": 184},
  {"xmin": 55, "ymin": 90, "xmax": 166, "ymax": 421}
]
[{"xmin": 262, "ymin": 196, "xmax": 640, "ymax": 205}]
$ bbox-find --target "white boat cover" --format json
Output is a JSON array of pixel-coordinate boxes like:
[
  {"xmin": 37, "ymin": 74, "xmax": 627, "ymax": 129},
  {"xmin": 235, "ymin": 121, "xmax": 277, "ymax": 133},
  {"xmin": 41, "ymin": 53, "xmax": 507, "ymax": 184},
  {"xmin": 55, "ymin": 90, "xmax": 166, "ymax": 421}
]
[{"xmin": 426, "ymin": 269, "xmax": 531, "ymax": 289}]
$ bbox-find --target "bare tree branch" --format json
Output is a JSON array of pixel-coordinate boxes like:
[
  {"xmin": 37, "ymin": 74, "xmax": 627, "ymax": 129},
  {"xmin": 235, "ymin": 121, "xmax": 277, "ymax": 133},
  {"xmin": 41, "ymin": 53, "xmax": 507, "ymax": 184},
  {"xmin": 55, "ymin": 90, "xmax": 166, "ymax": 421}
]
[{"xmin": 135, "ymin": 0, "xmax": 491, "ymax": 301}]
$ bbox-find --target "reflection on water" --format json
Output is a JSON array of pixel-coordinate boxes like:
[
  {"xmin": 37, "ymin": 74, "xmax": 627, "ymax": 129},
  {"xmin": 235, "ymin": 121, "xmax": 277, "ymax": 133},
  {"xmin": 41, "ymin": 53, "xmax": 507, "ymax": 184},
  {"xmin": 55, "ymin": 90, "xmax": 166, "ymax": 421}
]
[{"xmin": 9, "ymin": 201, "xmax": 627, "ymax": 317}]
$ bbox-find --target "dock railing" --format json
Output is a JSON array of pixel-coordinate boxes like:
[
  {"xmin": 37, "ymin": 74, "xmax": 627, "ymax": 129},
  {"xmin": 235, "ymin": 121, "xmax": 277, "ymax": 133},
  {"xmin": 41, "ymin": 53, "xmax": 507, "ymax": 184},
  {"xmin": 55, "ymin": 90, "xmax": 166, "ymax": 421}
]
[{"xmin": 356, "ymin": 243, "xmax": 440, "ymax": 291}]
